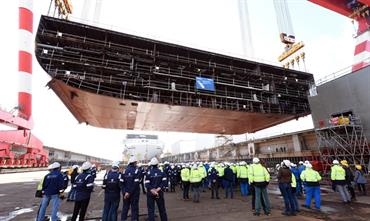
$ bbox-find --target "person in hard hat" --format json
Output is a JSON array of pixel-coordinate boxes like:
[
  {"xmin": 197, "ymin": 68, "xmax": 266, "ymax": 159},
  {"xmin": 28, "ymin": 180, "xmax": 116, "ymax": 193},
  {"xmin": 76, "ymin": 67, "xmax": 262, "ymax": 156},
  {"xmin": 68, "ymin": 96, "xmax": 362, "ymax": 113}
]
[
  {"xmin": 102, "ymin": 162, "xmax": 123, "ymax": 221},
  {"xmin": 163, "ymin": 161, "xmax": 171, "ymax": 192},
  {"xmin": 331, "ymin": 160, "xmax": 351, "ymax": 203},
  {"xmin": 277, "ymin": 160, "xmax": 296, "ymax": 216},
  {"xmin": 341, "ymin": 160, "xmax": 356, "ymax": 201},
  {"xmin": 354, "ymin": 165, "xmax": 367, "ymax": 195},
  {"xmin": 168, "ymin": 164, "xmax": 178, "ymax": 192},
  {"xmin": 190, "ymin": 163, "xmax": 203, "ymax": 203},
  {"xmin": 197, "ymin": 162, "xmax": 207, "ymax": 192},
  {"xmin": 71, "ymin": 161, "xmax": 95, "ymax": 221},
  {"xmin": 121, "ymin": 156, "xmax": 141, "ymax": 221},
  {"xmin": 37, "ymin": 162, "xmax": 65, "ymax": 221},
  {"xmin": 300, "ymin": 163, "xmax": 321, "ymax": 210},
  {"xmin": 67, "ymin": 165, "xmax": 79, "ymax": 201},
  {"xmin": 296, "ymin": 161, "xmax": 305, "ymax": 196},
  {"xmin": 180, "ymin": 163, "xmax": 191, "ymax": 200},
  {"xmin": 145, "ymin": 157, "xmax": 168, "ymax": 221},
  {"xmin": 248, "ymin": 157, "xmax": 271, "ymax": 216},
  {"xmin": 290, "ymin": 163, "xmax": 300, "ymax": 213},
  {"xmin": 237, "ymin": 161, "xmax": 249, "ymax": 197},
  {"xmin": 223, "ymin": 163, "xmax": 235, "ymax": 199},
  {"xmin": 208, "ymin": 163, "xmax": 220, "ymax": 199}
]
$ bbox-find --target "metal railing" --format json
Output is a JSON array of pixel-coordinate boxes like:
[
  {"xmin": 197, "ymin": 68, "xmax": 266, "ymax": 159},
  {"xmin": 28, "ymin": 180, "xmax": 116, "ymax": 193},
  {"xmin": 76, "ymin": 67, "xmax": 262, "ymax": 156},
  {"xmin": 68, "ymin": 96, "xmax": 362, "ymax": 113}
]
[{"xmin": 315, "ymin": 57, "xmax": 370, "ymax": 86}]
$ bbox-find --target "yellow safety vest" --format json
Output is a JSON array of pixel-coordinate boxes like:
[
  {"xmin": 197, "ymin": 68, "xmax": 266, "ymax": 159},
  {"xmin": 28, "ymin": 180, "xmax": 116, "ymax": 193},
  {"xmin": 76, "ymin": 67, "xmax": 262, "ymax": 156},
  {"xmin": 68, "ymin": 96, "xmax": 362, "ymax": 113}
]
[
  {"xmin": 248, "ymin": 164, "xmax": 270, "ymax": 183},
  {"xmin": 198, "ymin": 165, "xmax": 207, "ymax": 178},
  {"xmin": 37, "ymin": 176, "xmax": 45, "ymax": 190},
  {"xmin": 217, "ymin": 166, "xmax": 224, "ymax": 177},
  {"xmin": 181, "ymin": 168, "xmax": 190, "ymax": 182},
  {"xmin": 238, "ymin": 166, "xmax": 248, "ymax": 178},
  {"xmin": 330, "ymin": 165, "xmax": 346, "ymax": 181},
  {"xmin": 190, "ymin": 168, "xmax": 202, "ymax": 183},
  {"xmin": 300, "ymin": 168, "xmax": 321, "ymax": 182},
  {"xmin": 231, "ymin": 165, "xmax": 237, "ymax": 174},
  {"xmin": 291, "ymin": 173, "xmax": 297, "ymax": 188},
  {"xmin": 236, "ymin": 165, "xmax": 241, "ymax": 177}
]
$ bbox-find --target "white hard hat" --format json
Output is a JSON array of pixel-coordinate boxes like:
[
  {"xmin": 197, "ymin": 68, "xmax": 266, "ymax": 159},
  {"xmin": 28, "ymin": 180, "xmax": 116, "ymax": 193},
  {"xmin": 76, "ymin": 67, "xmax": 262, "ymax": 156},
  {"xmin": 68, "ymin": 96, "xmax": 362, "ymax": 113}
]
[
  {"xmin": 252, "ymin": 157, "xmax": 260, "ymax": 164},
  {"xmin": 72, "ymin": 165, "xmax": 79, "ymax": 169},
  {"xmin": 192, "ymin": 164, "xmax": 198, "ymax": 169},
  {"xmin": 81, "ymin": 161, "xmax": 92, "ymax": 170},
  {"xmin": 332, "ymin": 160, "xmax": 339, "ymax": 164},
  {"xmin": 128, "ymin": 156, "xmax": 137, "ymax": 164},
  {"xmin": 48, "ymin": 162, "xmax": 61, "ymax": 170},
  {"xmin": 306, "ymin": 163, "xmax": 313, "ymax": 168},
  {"xmin": 291, "ymin": 163, "xmax": 297, "ymax": 167},
  {"xmin": 304, "ymin": 160, "xmax": 310, "ymax": 165},
  {"xmin": 283, "ymin": 159, "xmax": 291, "ymax": 167},
  {"xmin": 150, "ymin": 157, "xmax": 159, "ymax": 165},
  {"xmin": 239, "ymin": 161, "xmax": 246, "ymax": 165},
  {"xmin": 299, "ymin": 161, "xmax": 304, "ymax": 164},
  {"xmin": 112, "ymin": 162, "xmax": 120, "ymax": 168}
]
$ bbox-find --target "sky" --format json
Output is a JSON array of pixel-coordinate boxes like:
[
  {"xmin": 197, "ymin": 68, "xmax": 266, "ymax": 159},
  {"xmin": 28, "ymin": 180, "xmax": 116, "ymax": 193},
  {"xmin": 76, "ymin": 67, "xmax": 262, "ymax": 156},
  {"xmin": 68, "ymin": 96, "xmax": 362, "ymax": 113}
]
[{"xmin": 0, "ymin": 0, "xmax": 355, "ymax": 161}]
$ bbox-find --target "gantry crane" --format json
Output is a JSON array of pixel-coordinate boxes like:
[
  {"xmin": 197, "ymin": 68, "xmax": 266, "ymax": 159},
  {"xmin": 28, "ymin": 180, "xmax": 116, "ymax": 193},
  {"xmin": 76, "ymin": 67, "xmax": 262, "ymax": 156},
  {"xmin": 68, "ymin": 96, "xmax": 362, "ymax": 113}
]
[{"xmin": 308, "ymin": 0, "xmax": 370, "ymax": 71}]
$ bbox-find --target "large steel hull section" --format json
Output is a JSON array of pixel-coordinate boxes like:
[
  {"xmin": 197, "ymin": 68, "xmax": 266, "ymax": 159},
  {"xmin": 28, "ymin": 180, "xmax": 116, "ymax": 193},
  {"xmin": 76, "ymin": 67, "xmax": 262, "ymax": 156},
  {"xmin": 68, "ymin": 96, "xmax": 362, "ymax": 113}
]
[
  {"xmin": 309, "ymin": 65, "xmax": 370, "ymax": 140},
  {"xmin": 49, "ymin": 79, "xmax": 297, "ymax": 134}
]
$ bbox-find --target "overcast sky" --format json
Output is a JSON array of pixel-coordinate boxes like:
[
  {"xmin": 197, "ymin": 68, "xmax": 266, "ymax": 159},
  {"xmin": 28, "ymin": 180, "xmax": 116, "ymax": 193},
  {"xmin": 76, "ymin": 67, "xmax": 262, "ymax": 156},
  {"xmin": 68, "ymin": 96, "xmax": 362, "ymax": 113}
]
[{"xmin": 0, "ymin": 0, "xmax": 354, "ymax": 161}]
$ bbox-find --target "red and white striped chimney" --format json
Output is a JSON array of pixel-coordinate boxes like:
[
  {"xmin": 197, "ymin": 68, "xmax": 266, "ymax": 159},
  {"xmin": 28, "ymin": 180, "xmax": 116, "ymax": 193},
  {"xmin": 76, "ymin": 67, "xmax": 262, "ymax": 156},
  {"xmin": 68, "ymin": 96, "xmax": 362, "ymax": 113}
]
[
  {"xmin": 18, "ymin": 0, "xmax": 33, "ymax": 120},
  {"xmin": 352, "ymin": 17, "xmax": 370, "ymax": 72}
]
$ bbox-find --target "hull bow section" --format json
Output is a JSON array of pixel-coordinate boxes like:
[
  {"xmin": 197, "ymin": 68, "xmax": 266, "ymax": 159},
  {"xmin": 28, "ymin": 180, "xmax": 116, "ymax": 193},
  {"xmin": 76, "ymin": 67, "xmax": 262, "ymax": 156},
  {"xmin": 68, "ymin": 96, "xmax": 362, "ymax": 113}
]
[{"xmin": 36, "ymin": 16, "xmax": 314, "ymax": 134}]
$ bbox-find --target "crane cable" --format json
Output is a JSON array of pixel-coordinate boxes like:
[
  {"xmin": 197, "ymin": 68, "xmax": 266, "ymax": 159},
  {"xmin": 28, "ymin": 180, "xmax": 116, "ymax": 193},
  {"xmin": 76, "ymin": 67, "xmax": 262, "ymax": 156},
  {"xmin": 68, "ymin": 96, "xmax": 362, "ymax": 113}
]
[{"xmin": 273, "ymin": 0, "xmax": 294, "ymax": 37}]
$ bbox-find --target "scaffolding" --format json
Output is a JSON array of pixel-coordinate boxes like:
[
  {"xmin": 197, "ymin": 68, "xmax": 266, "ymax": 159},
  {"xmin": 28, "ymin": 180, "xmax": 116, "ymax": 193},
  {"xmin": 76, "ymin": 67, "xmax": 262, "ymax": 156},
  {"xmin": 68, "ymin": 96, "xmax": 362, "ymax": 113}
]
[{"xmin": 316, "ymin": 114, "xmax": 370, "ymax": 173}]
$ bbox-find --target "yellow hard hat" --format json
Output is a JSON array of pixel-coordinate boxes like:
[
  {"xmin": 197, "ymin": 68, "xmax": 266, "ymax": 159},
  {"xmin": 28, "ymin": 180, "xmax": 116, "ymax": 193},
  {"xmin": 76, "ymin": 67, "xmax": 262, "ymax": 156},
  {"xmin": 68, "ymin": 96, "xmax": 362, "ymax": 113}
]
[
  {"xmin": 340, "ymin": 160, "xmax": 348, "ymax": 166},
  {"xmin": 356, "ymin": 165, "xmax": 362, "ymax": 170}
]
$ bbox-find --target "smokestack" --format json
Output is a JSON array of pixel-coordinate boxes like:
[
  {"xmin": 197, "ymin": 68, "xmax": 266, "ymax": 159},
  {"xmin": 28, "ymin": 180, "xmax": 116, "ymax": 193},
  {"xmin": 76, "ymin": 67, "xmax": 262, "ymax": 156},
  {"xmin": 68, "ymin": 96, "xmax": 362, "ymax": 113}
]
[{"xmin": 18, "ymin": 0, "xmax": 33, "ymax": 120}]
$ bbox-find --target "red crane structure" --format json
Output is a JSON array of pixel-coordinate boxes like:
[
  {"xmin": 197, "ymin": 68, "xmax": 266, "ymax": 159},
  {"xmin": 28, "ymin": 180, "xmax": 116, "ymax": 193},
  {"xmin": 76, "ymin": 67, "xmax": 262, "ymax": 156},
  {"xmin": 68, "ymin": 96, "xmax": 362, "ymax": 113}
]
[
  {"xmin": 0, "ymin": 0, "xmax": 48, "ymax": 168},
  {"xmin": 309, "ymin": 0, "xmax": 370, "ymax": 71}
]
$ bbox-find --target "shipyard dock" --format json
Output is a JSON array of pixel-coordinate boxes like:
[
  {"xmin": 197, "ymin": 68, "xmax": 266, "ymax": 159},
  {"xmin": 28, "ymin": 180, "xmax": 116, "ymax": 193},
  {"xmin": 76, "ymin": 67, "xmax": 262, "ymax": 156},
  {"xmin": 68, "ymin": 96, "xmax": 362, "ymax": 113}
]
[{"xmin": 1, "ymin": 170, "xmax": 370, "ymax": 221}]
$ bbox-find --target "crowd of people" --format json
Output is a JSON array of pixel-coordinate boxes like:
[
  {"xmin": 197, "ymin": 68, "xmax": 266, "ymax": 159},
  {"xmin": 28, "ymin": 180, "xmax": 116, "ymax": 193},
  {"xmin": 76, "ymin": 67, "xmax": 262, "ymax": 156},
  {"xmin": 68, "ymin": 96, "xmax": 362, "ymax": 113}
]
[{"xmin": 35, "ymin": 156, "xmax": 368, "ymax": 220}]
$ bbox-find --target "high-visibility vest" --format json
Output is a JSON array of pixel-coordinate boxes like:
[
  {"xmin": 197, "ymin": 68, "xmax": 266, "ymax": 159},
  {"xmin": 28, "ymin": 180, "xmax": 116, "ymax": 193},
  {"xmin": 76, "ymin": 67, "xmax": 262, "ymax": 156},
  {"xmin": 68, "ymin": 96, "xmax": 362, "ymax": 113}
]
[
  {"xmin": 238, "ymin": 166, "xmax": 248, "ymax": 178},
  {"xmin": 249, "ymin": 164, "xmax": 270, "ymax": 183},
  {"xmin": 198, "ymin": 165, "xmax": 207, "ymax": 178},
  {"xmin": 181, "ymin": 168, "xmax": 190, "ymax": 182},
  {"xmin": 330, "ymin": 165, "xmax": 346, "ymax": 181},
  {"xmin": 37, "ymin": 176, "xmax": 45, "ymax": 190},
  {"xmin": 300, "ymin": 168, "xmax": 321, "ymax": 182},
  {"xmin": 236, "ymin": 165, "xmax": 241, "ymax": 177},
  {"xmin": 291, "ymin": 173, "xmax": 297, "ymax": 188},
  {"xmin": 217, "ymin": 166, "xmax": 224, "ymax": 177},
  {"xmin": 231, "ymin": 165, "xmax": 237, "ymax": 174},
  {"xmin": 190, "ymin": 168, "xmax": 202, "ymax": 183}
]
